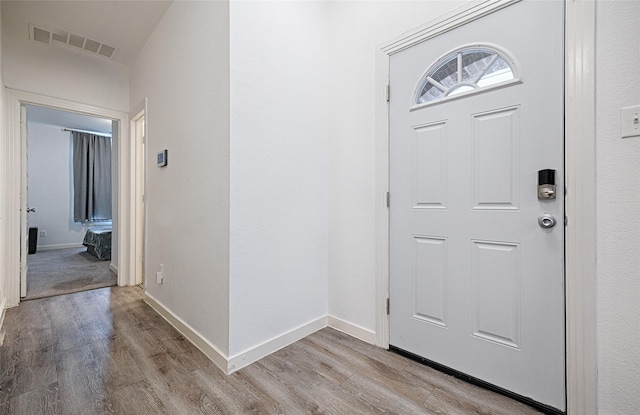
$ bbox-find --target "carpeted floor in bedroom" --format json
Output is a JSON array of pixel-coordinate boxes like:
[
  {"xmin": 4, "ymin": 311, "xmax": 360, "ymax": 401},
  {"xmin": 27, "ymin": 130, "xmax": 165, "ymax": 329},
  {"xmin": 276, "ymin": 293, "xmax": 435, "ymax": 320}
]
[{"xmin": 24, "ymin": 246, "xmax": 117, "ymax": 301}]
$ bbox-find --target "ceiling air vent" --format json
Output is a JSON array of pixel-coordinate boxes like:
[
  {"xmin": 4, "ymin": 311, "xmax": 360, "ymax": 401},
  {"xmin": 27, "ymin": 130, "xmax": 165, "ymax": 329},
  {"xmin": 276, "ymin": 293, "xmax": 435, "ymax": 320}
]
[
  {"xmin": 29, "ymin": 24, "xmax": 117, "ymax": 60},
  {"xmin": 32, "ymin": 26, "xmax": 51, "ymax": 44}
]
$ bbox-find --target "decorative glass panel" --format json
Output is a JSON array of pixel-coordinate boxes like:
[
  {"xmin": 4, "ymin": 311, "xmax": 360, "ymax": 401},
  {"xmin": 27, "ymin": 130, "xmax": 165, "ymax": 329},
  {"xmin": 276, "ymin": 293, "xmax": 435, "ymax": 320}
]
[
  {"xmin": 419, "ymin": 83, "xmax": 445, "ymax": 102},
  {"xmin": 415, "ymin": 46, "xmax": 519, "ymax": 106},
  {"xmin": 477, "ymin": 57, "xmax": 513, "ymax": 87}
]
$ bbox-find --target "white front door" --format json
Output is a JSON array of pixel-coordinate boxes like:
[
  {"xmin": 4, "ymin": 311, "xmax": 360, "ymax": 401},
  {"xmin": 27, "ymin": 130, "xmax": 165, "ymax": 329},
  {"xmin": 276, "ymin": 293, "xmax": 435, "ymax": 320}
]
[{"xmin": 389, "ymin": 1, "xmax": 565, "ymax": 410}]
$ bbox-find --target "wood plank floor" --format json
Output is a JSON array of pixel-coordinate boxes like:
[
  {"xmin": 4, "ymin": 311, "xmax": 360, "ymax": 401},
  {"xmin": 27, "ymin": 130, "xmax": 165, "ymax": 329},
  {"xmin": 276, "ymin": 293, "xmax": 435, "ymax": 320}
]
[{"xmin": 0, "ymin": 287, "xmax": 542, "ymax": 414}]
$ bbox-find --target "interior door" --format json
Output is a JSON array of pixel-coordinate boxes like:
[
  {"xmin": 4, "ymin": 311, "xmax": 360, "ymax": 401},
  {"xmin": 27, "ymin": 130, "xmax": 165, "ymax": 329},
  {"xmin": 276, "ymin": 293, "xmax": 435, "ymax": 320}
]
[{"xmin": 389, "ymin": 0, "xmax": 565, "ymax": 410}]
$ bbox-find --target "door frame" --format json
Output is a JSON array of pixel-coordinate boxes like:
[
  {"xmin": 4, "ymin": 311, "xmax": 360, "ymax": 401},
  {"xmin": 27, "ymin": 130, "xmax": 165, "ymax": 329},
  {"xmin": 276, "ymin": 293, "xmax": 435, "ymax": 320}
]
[
  {"xmin": 19, "ymin": 104, "xmax": 27, "ymax": 298},
  {"xmin": 2, "ymin": 88, "xmax": 139, "ymax": 306},
  {"xmin": 130, "ymin": 99, "xmax": 147, "ymax": 287},
  {"xmin": 374, "ymin": 1, "xmax": 596, "ymax": 413}
]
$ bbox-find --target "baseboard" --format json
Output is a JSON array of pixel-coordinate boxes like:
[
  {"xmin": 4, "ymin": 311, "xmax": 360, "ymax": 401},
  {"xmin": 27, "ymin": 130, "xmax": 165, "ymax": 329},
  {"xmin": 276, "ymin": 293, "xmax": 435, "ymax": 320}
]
[
  {"xmin": 0, "ymin": 297, "xmax": 7, "ymax": 346},
  {"xmin": 142, "ymin": 293, "xmax": 328, "ymax": 374},
  {"xmin": 109, "ymin": 263, "xmax": 118, "ymax": 275},
  {"xmin": 227, "ymin": 315, "xmax": 328, "ymax": 374},
  {"xmin": 328, "ymin": 315, "xmax": 376, "ymax": 345},
  {"xmin": 139, "ymin": 296, "xmax": 369, "ymax": 376},
  {"xmin": 143, "ymin": 292, "xmax": 229, "ymax": 373},
  {"xmin": 38, "ymin": 243, "xmax": 84, "ymax": 251}
]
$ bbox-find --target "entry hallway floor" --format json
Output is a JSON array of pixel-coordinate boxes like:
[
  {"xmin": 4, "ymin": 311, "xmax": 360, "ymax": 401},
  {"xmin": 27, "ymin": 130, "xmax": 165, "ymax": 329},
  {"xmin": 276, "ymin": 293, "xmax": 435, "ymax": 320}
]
[{"xmin": 0, "ymin": 287, "xmax": 542, "ymax": 414}]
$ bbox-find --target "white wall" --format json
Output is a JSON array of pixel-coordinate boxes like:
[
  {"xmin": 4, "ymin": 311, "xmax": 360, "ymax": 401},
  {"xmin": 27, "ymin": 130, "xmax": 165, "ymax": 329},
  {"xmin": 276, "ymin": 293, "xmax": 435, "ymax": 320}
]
[
  {"xmin": 228, "ymin": 1, "xmax": 329, "ymax": 358},
  {"xmin": 595, "ymin": 1, "xmax": 640, "ymax": 412},
  {"xmin": 25, "ymin": 122, "xmax": 86, "ymax": 249},
  {"xmin": 2, "ymin": 34, "xmax": 128, "ymax": 112},
  {"xmin": 130, "ymin": 1, "xmax": 231, "ymax": 355},
  {"xmin": 326, "ymin": 1, "xmax": 466, "ymax": 334}
]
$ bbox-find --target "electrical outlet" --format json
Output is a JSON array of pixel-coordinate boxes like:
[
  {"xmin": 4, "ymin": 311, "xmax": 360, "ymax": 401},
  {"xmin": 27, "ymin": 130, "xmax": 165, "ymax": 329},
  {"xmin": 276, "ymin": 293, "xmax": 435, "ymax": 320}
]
[
  {"xmin": 621, "ymin": 105, "xmax": 640, "ymax": 138},
  {"xmin": 156, "ymin": 264, "xmax": 164, "ymax": 284},
  {"xmin": 39, "ymin": 230, "xmax": 47, "ymax": 237}
]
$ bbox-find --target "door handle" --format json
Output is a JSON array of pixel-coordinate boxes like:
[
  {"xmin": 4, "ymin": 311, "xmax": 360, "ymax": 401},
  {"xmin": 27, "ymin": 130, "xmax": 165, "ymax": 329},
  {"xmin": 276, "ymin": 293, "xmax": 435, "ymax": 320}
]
[
  {"xmin": 538, "ymin": 213, "xmax": 556, "ymax": 229},
  {"xmin": 26, "ymin": 207, "xmax": 36, "ymax": 213}
]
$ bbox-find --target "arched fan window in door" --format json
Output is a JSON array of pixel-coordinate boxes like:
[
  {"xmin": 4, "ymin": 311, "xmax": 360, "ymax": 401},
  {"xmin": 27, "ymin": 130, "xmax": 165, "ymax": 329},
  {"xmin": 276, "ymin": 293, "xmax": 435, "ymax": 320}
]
[{"xmin": 413, "ymin": 44, "xmax": 520, "ymax": 107}]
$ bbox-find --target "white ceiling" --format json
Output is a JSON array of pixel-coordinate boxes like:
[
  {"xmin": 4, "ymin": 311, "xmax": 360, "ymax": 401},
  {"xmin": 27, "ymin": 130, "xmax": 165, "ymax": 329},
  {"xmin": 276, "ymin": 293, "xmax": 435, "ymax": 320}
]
[
  {"xmin": 1, "ymin": 0, "xmax": 172, "ymax": 65},
  {"xmin": 27, "ymin": 105, "xmax": 113, "ymax": 134}
]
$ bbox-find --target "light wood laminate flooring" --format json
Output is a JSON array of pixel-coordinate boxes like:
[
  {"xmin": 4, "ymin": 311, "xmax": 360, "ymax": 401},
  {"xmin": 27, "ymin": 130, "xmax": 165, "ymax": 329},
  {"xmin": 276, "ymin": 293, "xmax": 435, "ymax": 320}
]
[{"xmin": 0, "ymin": 287, "xmax": 542, "ymax": 414}]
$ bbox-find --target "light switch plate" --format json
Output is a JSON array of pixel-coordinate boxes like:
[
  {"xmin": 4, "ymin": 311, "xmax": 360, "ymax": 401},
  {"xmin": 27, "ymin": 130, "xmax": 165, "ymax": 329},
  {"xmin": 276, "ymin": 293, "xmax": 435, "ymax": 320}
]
[{"xmin": 621, "ymin": 105, "xmax": 640, "ymax": 138}]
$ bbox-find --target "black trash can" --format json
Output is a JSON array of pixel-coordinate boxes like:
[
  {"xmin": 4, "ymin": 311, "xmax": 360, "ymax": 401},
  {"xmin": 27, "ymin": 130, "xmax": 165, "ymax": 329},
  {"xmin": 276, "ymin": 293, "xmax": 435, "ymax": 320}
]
[{"xmin": 28, "ymin": 227, "xmax": 38, "ymax": 254}]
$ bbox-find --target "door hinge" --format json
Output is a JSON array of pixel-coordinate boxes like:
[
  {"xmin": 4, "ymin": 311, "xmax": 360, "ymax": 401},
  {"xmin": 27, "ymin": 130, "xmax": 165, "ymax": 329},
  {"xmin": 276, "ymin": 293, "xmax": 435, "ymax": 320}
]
[
  {"xmin": 386, "ymin": 191, "xmax": 390, "ymax": 208},
  {"xmin": 386, "ymin": 84, "xmax": 390, "ymax": 102},
  {"xmin": 386, "ymin": 298, "xmax": 390, "ymax": 315}
]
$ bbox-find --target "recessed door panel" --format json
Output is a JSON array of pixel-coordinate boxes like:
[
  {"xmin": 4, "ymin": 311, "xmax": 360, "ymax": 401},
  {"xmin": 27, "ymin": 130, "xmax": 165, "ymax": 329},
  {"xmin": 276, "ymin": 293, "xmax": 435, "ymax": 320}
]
[
  {"xmin": 472, "ymin": 106, "xmax": 520, "ymax": 210},
  {"xmin": 412, "ymin": 122, "xmax": 448, "ymax": 209},
  {"xmin": 412, "ymin": 236, "xmax": 448, "ymax": 327},
  {"xmin": 471, "ymin": 240, "xmax": 521, "ymax": 349}
]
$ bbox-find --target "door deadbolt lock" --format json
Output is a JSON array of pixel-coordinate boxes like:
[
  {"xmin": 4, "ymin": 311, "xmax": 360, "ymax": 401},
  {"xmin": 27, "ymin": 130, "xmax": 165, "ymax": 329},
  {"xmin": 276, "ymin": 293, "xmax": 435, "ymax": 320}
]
[
  {"xmin": 538, "ymin": 169, "xmax": 556, "ymax": 200},
  {"xmin": 538, "ymin": 213, "xmax": 557, "ymax": 229}
]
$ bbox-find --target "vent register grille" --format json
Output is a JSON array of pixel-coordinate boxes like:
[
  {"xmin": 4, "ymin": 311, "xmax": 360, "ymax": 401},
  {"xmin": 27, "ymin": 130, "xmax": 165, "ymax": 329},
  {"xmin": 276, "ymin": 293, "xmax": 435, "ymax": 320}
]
[{"xmin": 30, "ymin": 24, "xmax": 116, "ymax": 59}]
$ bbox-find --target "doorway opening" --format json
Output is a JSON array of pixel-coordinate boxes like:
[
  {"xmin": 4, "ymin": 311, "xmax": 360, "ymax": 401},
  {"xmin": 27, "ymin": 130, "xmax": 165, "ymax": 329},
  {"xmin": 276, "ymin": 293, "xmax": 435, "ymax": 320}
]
[
  {"xmin": 21, "ymin": 105, "xmax": 118, "ymax": 301},
  {"xmin": 2, "ymin": 88, "xmax": 138, "ymax": 308}
]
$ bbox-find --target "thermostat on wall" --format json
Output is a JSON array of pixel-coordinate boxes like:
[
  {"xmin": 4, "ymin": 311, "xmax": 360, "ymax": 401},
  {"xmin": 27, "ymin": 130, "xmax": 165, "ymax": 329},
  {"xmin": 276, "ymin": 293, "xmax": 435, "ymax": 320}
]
[{"xmin": 157, "ymin": 150, "xmax": 168, "ymax": 167}]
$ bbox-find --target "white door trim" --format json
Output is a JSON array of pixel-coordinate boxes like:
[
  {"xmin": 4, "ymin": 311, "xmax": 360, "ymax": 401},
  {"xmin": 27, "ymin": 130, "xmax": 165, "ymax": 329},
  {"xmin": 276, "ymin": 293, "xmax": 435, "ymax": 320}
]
[
  {"xmin": 130, "ymin": 99, "xmax": 147, "ymax": 287},
  {"xmin": 374, "ymin": 0, "xmax": 596, "ymax": 413},
  {"xmin": 563, "ymin": 1, "xmax": 597, "ymax": 413},
  {"xmin": 2, "ymin": 88, "xmax": 137, "ymax": 307}
]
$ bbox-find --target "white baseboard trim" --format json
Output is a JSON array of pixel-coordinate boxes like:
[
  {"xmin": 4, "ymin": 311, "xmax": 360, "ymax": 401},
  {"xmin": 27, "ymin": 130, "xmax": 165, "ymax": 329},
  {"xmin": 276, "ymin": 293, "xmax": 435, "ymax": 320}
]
[
  {"xmin": 143, "ymin": 292, "xmax": 229, "ymax": 373},
  {"xmin": 227, "ymin": 315, "xmax": 328, "ymax": 374},
  {"xmin": 328, "ymin": 315, "xmax": 376, "ymax": 345},
  {"xmin": 37, "ymin": 243, "xmax": 84, "ymax": 251},
  {"xmin": 138, "ymin": 297, "xmax": 372, "ymax": 376},
  {"xmin": 109, "ymin": 263, "xmax": 118, "ymax": 275}
]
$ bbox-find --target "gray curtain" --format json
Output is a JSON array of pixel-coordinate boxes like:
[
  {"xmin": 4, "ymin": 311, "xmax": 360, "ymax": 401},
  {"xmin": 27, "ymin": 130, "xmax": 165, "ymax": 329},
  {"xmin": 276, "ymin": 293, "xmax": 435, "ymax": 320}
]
[{"xmin": 72, "ymin": 132, "xmax": 112, "ymax": 222}]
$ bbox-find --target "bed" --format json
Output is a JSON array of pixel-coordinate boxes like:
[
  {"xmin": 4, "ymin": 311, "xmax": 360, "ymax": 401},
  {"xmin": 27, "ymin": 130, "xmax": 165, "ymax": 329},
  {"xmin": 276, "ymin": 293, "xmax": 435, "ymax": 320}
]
[{"xmin": 82, "ymin": 227, "xmax": 112, "ymax": 260}]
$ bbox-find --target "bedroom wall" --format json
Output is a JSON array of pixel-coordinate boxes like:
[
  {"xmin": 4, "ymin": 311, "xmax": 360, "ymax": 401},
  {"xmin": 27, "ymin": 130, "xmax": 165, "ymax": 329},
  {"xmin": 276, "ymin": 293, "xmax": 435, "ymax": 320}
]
[
  {"xmin": 228, "ymin": 1, "xmax": 329, "ymax": 359},
  {"xmin": 595, "ymin": 1, "xmax": 640, "ymax": 412},
  {"xmin": 25, "ymin": 122, "xmax": 86, "ymax": 249},
  {"xmin": 129, "ymin": 1, "xmax": 231, "ymax": 356},
  {"xmin": 325, "ymin": 0, "xmax": 466, "ymax": 337}
]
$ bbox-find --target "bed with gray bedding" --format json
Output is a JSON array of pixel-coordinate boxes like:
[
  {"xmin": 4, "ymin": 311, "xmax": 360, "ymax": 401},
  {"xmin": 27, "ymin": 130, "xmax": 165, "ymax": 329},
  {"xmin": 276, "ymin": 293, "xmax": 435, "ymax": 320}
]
[{"xmin": 82, "ymin": 228, "xmax": 112, "ymax": 260}]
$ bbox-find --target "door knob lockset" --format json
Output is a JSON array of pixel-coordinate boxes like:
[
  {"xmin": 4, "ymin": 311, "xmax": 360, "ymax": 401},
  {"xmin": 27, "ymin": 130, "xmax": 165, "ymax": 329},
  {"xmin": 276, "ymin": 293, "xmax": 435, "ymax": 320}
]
[
  {"xmin": 26, "ymin": 207, "xmax": 36, "ymax": 213},
  {"xmin": 538, "ymin": 213, "xmax": 556, "ymax": 229},
  {"xmin": 538, "ymin": 169, "xmax": 557, "ymax": 200}
]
